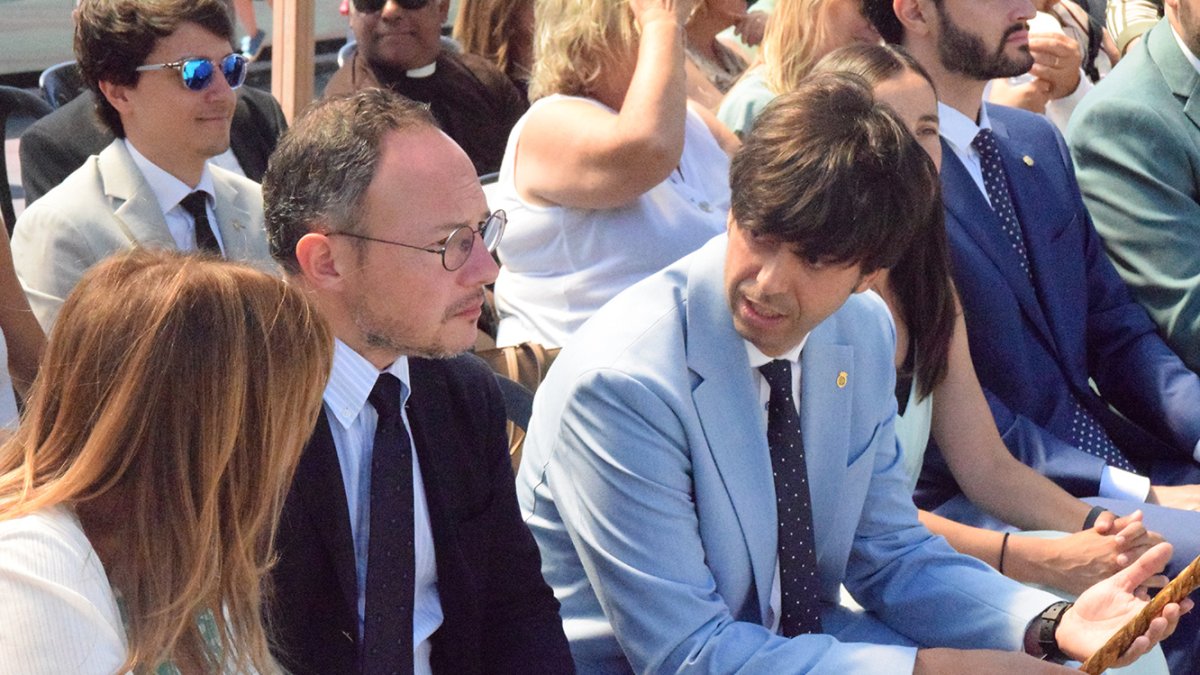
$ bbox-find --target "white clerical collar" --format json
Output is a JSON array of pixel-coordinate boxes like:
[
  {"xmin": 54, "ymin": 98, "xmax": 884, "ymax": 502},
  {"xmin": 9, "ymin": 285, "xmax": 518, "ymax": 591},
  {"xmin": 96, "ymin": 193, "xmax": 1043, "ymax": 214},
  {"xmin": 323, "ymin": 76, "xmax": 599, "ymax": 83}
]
[
  {"xmin": 406, "ymin": 61, "xmax": 437, "ymax": 78},
  {"xmin": 743, "ymin": 335, "xmax": 809, "ymax": 370},
  {"xmin": 937, "ymin": 100, "xmax": 993, "ymax": 156},
  {"xmin": 124, "ymin": 139, "xmax": 216, "ymax": 221},
  {"xmin": 1172, "ymin": 24, "xmax": 1200, "ymax": 77}
]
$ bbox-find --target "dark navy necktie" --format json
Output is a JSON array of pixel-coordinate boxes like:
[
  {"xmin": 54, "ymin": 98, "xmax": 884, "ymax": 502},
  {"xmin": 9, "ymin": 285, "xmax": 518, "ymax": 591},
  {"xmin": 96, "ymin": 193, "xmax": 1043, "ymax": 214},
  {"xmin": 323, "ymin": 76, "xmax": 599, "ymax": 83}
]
[
  {"xmin": 759, "ymin": 360, "xmax": 823, "ymax": 636},
  {"xmin": 973, "ymin": 129, "xmax": 1134, "ymax": 472},
  {"xmin": 363, "ymin": 373, "xmax": 414, "ymax": 675},
  {"xmin": 972, "ymin": 128, "xmax": 1032, "ymax": 279},
  {"xmin": 179, "ymin": 191, "xmax": 221, "ymax": 254}
]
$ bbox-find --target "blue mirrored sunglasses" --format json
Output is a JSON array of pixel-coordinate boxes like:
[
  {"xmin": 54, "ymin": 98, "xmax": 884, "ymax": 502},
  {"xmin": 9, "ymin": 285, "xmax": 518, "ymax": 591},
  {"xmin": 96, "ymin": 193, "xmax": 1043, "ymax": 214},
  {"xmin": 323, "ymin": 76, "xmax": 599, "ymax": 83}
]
[{"xmin": 136, "ymin": 53, "xmax": 248, "ymax": 91}]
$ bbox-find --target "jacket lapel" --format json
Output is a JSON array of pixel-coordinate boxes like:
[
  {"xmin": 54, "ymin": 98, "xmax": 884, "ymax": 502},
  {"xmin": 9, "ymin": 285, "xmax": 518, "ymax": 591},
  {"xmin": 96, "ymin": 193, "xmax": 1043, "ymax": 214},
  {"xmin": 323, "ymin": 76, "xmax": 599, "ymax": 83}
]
[
  {"xmin": 1147, "ymin": 19, "xmax": 1200, "ymax": 132},
  {"xmin": 97, "ymin": 141, "xmax": 176, "ymax": 248},
  {"xmin": 210, "ymin": 171, "xmax": 256, "ymax": 259},
  {"xmin": 293, "ymin": 410, "xmax": 359, "ymax": 614},
  {"xmin": 799, "ymin": 338, "xmax": 852, "ymax": 574},
  {"xmin": 941, "ymin": 139, "xmax": 1058, "ymax": 354},
  {"xmin": 685, "ymin": 237, "xmax": 778, "ymax": 621}
]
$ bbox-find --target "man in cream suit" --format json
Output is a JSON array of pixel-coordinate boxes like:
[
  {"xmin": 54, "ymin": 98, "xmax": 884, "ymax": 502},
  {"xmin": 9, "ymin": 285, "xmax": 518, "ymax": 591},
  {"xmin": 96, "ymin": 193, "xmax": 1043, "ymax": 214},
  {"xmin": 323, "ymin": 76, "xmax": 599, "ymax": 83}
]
[
  {"xmin": 13, "ymin": 0, "xmax": 270, "ymax": 330},
  {"xmin": 516, "ymin": 78, "xmax": 1186, "ymax": 673}
]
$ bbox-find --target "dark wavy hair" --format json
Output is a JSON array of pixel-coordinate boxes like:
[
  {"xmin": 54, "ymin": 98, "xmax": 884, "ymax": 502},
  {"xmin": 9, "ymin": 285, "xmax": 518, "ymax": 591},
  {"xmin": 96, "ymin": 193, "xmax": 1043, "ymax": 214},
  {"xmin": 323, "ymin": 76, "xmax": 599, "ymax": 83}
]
[
  {"xmin": 75, "ymin": 0, "xmax": 234, "ymax": 137},
  {"xmin": 731, "ymin": 72, "xmax": 938, "ymax": 277},
  {"xmin": 812, "ymin": 42, "xmax": 956, "ymax": 398},
  {"xmin": 861, "ymin": 0, "xmax": 943, "ymax": 45}
]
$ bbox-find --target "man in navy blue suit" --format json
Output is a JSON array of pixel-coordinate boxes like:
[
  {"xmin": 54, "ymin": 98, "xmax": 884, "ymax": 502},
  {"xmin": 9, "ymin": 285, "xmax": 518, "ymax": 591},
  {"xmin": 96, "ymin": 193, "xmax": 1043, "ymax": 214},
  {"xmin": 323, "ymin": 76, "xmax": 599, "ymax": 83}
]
[{"xmin": 863, "ymin": 0, "xmax": 1200, "ymax": 671}]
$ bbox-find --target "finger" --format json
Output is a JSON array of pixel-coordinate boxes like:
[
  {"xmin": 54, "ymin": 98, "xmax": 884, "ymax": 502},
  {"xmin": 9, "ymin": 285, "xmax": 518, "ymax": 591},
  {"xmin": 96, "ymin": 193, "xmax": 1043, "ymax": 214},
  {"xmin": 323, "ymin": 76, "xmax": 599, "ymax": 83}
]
[
  {"xmin": 1112, "ymin": 520, "xmax": 1146, "ymax": 544},
  {"xmin": 1111, "ymin": 542, "xmax": 1173, "ymax": 591},
  {"xmin": 1109, "ymin": 509, "xmax": 1144, "ymax": 532},
  {"xmin": 1094, "ymin": 510, "xmax": 1117, "ymax": 533},
  {"xmin": 1112, "ymin": 634, "xmax": 1152, "ymax": 668}
]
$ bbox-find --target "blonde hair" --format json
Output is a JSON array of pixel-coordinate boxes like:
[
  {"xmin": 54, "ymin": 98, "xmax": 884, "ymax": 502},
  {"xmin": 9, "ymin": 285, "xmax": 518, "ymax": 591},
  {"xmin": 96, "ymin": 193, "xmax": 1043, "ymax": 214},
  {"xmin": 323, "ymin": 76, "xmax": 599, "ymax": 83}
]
[
  {"xmin": 453, "ymin": 0, "xmax": 534, "ymax": 82},
  {"xmin": 528, "ymin": 0, "xmax": 638, "ymax": 101},
  {"xmin": 0, "ymin": 249, "xmax": 333, "ymax": 673},
  {"xmin": 761, "ymin": 0, "xmax": 842, "ymax": 95}
]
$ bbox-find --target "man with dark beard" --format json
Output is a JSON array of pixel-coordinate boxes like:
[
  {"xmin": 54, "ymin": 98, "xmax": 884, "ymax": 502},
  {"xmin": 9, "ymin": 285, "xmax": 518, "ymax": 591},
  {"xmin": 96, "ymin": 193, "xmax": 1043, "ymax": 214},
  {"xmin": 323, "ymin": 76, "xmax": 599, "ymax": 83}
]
[{"xmin": 863, "ymin": 0, "xmax": 1200, "ymax": 671}]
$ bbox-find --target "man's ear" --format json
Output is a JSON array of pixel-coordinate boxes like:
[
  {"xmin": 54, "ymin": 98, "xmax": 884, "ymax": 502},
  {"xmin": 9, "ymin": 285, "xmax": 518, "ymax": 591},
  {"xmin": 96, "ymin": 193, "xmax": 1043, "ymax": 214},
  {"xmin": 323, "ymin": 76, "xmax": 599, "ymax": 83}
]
[
  {"xmin": 295, "ymin": 231, "xmax": 344, "ymax": 290},
  {"xmin": 97, "ymin": 79, "xmax": 134, "ymax": 117},
  {"xmin": 853, "ymin": 269, "xmax": 884, "ymax": 294},
  {"xmin": 894, "ymin": 0, "xmax": 934, "ymax": 39},
  {"xmin": 438, "ymin": 0, "xmax": 451, "ymax": 25}
]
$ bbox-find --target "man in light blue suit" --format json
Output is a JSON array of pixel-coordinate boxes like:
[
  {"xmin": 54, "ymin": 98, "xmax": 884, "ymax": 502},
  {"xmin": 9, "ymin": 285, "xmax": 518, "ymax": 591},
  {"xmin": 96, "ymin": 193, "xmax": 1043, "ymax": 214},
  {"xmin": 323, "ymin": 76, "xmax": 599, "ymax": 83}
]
[
  {"xmin": 516, "ymin": 78, "xmax": 1183, "ymax": 674},
  {"xmin": 862, "ymin": 0, "xmax": 1200, "ymax": 670}
]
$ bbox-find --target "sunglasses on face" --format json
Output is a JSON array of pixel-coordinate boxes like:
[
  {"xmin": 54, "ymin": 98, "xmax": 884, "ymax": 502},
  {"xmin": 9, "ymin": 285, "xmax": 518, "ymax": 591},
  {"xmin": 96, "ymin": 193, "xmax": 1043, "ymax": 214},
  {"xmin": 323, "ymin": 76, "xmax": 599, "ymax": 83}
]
[
  {"xmin": 136, "ymin": 53, "xmax": 248, "ymax": 91},
  {"xmin": 352, "ymin": 0, "xmax": 433, "ymax": 13}
]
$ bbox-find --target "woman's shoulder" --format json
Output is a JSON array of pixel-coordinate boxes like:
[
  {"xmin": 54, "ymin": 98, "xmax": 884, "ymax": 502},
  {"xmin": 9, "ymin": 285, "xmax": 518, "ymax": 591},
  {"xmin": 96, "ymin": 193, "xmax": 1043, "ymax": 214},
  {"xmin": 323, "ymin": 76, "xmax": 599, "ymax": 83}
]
[
  {"xmin": 0, "ymin": 505, "xmax": 107, "ymax": 590},
  {"xmin": 0, "ymin": 506, "xmax": 127, "ymax": 671}
]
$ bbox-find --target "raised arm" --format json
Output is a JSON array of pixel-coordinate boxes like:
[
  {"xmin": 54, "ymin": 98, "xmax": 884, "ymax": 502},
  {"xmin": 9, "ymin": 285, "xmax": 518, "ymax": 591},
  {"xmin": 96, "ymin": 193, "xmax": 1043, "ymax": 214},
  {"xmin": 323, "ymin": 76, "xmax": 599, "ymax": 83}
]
[{"xmin": 514, "ymin": 0, "xmax": 691, "ymax": 209}]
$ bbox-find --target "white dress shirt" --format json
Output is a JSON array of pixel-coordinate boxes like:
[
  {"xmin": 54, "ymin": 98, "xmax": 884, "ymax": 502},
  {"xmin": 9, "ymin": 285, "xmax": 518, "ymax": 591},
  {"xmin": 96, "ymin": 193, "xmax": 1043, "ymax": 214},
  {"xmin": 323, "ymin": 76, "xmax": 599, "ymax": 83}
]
[
  {"xmin": 743, "ymin": 335, "xmax": 808, "ymax": 634},
  {"xmin": 938, "ymin": 103, "xmax": 1153, "ymax": 502},
  {"xmin": 323, "ymin": 339, "xmax": 441, "ymax": 675},
  {"xmin": 124, "ymin": 140, "xmax": 227, "ymax": 255}
]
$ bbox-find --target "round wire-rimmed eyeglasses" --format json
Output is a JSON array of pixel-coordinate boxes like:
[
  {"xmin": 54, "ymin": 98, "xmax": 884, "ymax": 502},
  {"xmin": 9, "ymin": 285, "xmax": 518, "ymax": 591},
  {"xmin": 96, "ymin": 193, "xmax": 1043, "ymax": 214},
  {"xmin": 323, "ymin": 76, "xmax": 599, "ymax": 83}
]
[{"xmin": 327, "ymin": 210, "xmax": 507, "ymax": 272}]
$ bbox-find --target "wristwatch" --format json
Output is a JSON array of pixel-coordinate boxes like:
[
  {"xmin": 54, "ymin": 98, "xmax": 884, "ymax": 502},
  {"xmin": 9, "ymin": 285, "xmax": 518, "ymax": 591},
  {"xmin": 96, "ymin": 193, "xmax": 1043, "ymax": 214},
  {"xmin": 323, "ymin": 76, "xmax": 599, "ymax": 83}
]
[{"xmin": 1024, "ymin": 600, "xmax": 1074, "ymax": 663}]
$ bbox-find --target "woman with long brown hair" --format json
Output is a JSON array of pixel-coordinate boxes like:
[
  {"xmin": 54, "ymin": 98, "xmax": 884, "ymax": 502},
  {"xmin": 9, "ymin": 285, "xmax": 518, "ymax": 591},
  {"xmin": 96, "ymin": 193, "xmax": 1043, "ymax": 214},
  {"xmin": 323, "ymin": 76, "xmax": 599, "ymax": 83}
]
[
  {"xmin": 453, "ymin": 0, "xmax": 537, "ymax": 99},
  {"xmin": 0, "ymin": 249, "xmax": 332, "ymax": 673}
]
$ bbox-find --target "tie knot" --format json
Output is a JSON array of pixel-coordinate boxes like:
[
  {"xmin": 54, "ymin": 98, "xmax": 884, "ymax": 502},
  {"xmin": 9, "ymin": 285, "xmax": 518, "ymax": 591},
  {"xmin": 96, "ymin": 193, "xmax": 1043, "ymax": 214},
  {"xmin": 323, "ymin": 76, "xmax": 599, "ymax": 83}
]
[
  {"xmin": 179, "ymin": 191, "xmax": 209, "ymax": 220},
  {"xmin": 971, "ymin": 128, "xmax": 999, "ymax": 157},
  {"xmin": 758, "ymin": 359, "xmax": 792, "ymax": 399},
  {"xmin": 368, "ymin": 372, "xmax": 404, "ymax": 422}
]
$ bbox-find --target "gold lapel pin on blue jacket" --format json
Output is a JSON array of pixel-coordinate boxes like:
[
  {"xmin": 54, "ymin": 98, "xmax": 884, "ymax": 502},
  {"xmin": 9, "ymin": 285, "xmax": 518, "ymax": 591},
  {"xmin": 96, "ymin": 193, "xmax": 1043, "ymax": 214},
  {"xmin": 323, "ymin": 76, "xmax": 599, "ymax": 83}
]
[
  {"xmin": 836, "ymin": 371, "xmax": 848, "ymax": 388},
  {"xmin": 1023, "ymin": 155, "xmax": 1035, "ymax": 167}
]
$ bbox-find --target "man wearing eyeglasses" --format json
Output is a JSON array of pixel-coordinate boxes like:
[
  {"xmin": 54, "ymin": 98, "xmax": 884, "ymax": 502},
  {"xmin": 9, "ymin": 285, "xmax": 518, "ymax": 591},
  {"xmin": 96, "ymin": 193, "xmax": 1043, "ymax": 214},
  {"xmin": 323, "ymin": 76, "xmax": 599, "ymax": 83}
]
[
  {"xmin": 324, "ymin": 0, "xmax": 527, "ymax": 175},
  {"xmin": 261, "ymin": 88, "xmax": 572, "ymax": 675},
  {"xmin": 12, "ymin": 0, "xmax": 272, "ymax": 330}
]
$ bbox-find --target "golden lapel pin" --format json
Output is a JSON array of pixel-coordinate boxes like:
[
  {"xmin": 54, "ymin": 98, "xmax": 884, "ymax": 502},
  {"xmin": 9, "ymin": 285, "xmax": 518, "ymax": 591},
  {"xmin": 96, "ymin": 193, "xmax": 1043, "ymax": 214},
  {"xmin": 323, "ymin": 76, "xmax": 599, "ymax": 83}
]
[
  {"xmin": 1022, "ymin": 155, "xmax": 1035, "ymax": 167},
  {"xmin": 836, "ymin": 371, "xmax": 848, "ymax": 388}
]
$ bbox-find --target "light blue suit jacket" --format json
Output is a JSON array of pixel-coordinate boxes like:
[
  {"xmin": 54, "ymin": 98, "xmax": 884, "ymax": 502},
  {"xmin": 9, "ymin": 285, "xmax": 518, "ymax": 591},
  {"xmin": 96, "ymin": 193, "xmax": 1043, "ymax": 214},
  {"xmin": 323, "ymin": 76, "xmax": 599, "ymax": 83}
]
[{"xmin": 517, "ymin": 235, "xmax": 1057, "ymax": 674}]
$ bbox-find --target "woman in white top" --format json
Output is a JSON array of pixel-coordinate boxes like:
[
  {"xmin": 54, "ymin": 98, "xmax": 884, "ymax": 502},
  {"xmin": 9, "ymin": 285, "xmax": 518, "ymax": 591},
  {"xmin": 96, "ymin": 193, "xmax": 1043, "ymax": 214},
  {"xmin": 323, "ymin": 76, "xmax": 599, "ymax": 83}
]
[
  {"xmin": 813, "ymin": 43, "xmax": 1160, "ymax": 596},
  {"xmin": 0, "ymin": 249, "xmax": 332, "ymax": 674},
  {"xmin": 492, "ymin": 0, "xmax": 736, "ymax": 349}
]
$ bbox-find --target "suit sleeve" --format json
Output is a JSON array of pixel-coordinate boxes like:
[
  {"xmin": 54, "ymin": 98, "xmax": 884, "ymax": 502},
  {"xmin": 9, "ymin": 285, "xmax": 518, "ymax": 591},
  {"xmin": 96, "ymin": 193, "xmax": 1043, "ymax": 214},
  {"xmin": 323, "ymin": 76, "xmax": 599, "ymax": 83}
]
[
  {"xmin": 549, "ymin": 364, "xmax": 1055, "ymax": 673},
  {"xmin": 473, "ymin": 362, "xmax": 574, "ymax": 673},
  {"xmin": 1060, "ymin": 117, "xmax": 1200, "ymax": 458},
  {"xmin": 10, "ymin": 202, "xmax": 95, "ymax": 331}
]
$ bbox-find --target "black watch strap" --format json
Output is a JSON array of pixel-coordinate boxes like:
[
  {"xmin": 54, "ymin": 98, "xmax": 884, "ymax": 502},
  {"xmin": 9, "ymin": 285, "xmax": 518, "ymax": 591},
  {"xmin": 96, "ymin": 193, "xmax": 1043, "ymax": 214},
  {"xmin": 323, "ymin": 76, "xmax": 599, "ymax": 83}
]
[{"xmin": 1024, "ymin": 600, "xmax": 1074, "ymax": 663}]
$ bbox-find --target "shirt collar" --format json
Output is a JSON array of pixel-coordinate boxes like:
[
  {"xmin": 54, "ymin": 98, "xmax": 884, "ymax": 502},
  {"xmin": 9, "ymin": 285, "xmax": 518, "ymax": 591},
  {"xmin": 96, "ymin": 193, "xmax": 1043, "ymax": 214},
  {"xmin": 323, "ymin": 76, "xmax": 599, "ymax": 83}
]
[
  {"xmin": 323, "ymin": 338, "xmax": 412, "ymax": 429},
  {"xmin": 1172, "ymin": 24, "xmax": 1200, "ymax": 76},
  {"xmin": 406, "ymin": 61, "xmax": 437, "ymax": 78},
  {"xmin": 937, "ymin": 100, "xmax": 992, "ymax": 155},
  {"xmin": 743, "ymin": 335, "xmax": 808, "ymax": 370},
  {"xmin": 124, "ymin": 138, "xmax": 217, "ymax": 218}
]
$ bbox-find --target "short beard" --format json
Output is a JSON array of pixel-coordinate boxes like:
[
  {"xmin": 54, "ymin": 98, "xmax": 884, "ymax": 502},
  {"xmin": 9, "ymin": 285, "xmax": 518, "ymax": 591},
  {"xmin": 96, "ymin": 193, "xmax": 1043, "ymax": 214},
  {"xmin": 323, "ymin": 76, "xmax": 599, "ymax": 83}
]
[{"xmin": 937, "ymin": 5, "xmax": 1034, "ymax": 80}]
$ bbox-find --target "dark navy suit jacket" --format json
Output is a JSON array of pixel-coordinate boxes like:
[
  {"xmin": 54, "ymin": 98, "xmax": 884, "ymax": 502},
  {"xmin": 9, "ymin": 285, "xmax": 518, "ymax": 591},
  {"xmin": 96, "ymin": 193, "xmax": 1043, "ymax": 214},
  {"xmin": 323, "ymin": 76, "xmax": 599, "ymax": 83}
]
[
  {"xmin": 917, "ymin": 104, "xmax": 1200, "ymax": 509},
  {"xmin": 268, "ymin": 354, "xmax": 573, "ymax": 675}
]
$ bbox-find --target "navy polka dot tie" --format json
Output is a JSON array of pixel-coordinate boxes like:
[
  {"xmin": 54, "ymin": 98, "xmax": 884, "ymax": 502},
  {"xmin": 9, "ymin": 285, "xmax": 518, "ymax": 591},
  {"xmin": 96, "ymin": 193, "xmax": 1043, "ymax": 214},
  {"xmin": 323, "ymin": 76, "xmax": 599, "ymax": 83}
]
[
  {"xmin": 1067, "ymin": 398, "xmax": 1135, "ymax": 472},
  {"xmin": 760, "ymin": 360, "xmax": 823, "ymax": 636},
  {"xmin": 363, "ymin": 373, "xmax": 414, "ymax": 675},
  {"xmin": 972, "ymin": 129, "xmax": 1032, "ymax": 280}
]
